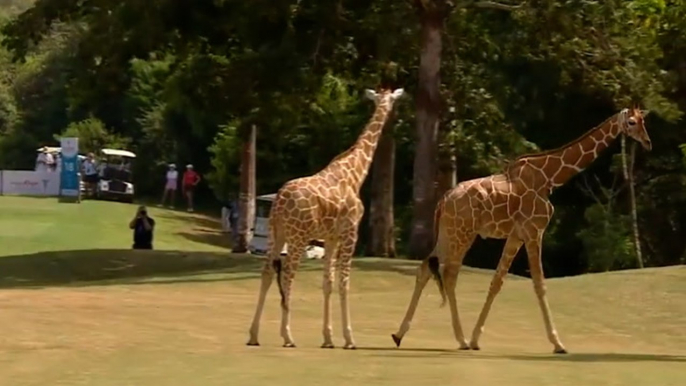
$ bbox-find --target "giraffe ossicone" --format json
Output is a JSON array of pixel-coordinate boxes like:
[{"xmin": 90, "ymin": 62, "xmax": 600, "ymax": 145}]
[
  {"xmin": 391, "ymin": 106, "xmax": 652, "ymax": 354},
  {"xmin": 247, "ymin": 87, "xmax": 405, "ymax": 349}
]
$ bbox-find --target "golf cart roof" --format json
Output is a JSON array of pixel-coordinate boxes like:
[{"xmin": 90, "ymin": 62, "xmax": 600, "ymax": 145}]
[
  {"xmin": 256, "ymin": 193, "xmax": 277, "ymax": 201},
  {"xmin": 37, "ymin": 146, "xmax": 61, "ymax": 154},
  {"xmin": 37, "ymin": 147, "xmax": 86, "ymax": 159},
  {"xmin": 101, "ymin": 148, "xmax": 136, "ymax": 158}
]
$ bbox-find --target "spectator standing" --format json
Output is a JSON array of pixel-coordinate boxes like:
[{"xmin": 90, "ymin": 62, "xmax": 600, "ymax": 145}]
[
  {"xmin": 229, "ymin": 198, "xmax": 239, "ymax": 239},
  {"xmin": 182, "ymin": 164, "xmax": 201, "ymax": 212},
  {"xmin": 159, "ymin": 163, "xmax": 178, "ymax": 208},
  {"xmin": 129, "ymin": 205, "xmax": 155, "ymax": 249},
  {"xmin": 82, "ymin": 152, "xmax": 99, "ymax": 197},
  {"xmin": 35, "ymin": 147, "xmax": 54, "ymax": 172},
  {"xmin": 54, "ymin": 153, "xmax": 62, "ymax": 173}
]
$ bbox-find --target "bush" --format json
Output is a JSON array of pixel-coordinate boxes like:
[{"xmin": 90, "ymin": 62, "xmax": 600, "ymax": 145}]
[{"xmin": 576, "ymin": 203, "xmax": 635, "ymax": 272}]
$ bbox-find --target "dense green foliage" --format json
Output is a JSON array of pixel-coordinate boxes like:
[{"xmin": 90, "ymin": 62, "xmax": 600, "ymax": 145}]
[{"xmin": 0, "ymin": 0, "xmax": 685, "ymax": 275}]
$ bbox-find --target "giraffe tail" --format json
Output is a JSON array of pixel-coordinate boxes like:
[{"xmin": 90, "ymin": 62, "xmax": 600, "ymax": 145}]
[
  {"xmin": 427, "ymin": 195, "xmax": 447, "ymax": 307},
  {"xmin": 273, "ymin": 258, "xmax": 287, "ymax": 310}
]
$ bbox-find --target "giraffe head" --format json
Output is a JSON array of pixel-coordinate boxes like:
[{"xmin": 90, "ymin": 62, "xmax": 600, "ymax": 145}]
[
  {"xmin": 364, "ymin": 88, "xmax": 405, "ymax": 108},
  {"xmin": 620, "ymin": 105, "xmax": 652, "ymax": 151}
]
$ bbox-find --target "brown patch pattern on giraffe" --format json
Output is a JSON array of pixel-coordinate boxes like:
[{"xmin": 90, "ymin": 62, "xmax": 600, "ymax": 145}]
[
  {"xmin": 247, "ymin": 87, "xmax": 405, "ymax": 349},
  {"xmin": 392, "ymin": 106, "xmax": 652, "ymax": 354}
]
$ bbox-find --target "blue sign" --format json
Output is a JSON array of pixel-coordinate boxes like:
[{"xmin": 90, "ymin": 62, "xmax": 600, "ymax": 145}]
[{"xmin": 60, "ymin": 137, "xmax": 79, "ymax": 197}]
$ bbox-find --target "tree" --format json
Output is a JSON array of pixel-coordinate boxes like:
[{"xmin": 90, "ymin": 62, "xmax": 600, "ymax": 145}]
[
  {"xmin": 621, "ymin": 136, "xmax": 644, "ymax": 268},
  {"xmin": 367, "ymin": 114, "xmax": 397, "ymax": 257},
  {"xmin": 408, "ymin": 0, "xmax": 521, "ymax": 258},
  {"xmin": 233, "ymin": 124, "xmax": 256, "ymax": 253}
]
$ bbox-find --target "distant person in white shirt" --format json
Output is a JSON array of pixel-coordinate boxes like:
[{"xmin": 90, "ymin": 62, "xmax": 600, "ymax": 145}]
[
  {"xmin": 54, "ymin": 153, "xmax": 61, "ymax": 173},
  {"xmin": 159, "ymin": 163, "xmax": 178, "ymax": 208},
  {"xmin": 82, "ymin": 152, "xmax": 99, "ymax": 197},
  {"xmin": 35, "ymin": 147, "xmax": 54, "ymax": 172}
]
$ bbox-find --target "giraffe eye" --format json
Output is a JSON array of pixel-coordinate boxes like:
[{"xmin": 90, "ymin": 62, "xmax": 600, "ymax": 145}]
[{"xmin": 628, "ymin": 118, "xmax": 636, "ymax": 126}]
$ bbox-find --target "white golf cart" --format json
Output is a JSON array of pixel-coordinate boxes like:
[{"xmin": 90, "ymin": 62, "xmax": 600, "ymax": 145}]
[
  {"xmin": 96, "ymin": 148, "xmax": 136, "ymax": 203},
  {"xmin": 248, "ymin": 193, "xmax": 325, "ymax": 259}
]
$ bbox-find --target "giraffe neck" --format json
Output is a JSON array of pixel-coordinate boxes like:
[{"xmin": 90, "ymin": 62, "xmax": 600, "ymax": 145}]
[
  {"xmin": 323, "ymin": 101, "xmax": 391, "ymax": 192},
  {"xmin": 514, "ymin": 111, "xmax": 626, "ymax": 190}
]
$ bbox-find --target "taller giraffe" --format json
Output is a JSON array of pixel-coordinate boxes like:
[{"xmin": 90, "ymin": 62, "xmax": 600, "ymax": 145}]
[
  {"xmin": 392, "ymin": 106, "xmax": 652, "ymax": 354},
  {"xmin": 247, "ymin": 87, "xmax": 405, "ymax": 349}
]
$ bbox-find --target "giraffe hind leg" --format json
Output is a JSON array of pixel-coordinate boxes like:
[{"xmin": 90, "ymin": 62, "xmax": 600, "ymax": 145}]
[
  {"xmin": 247, "ymin": 229, "xmax": 286, "ymax": 346},
  {"xmin": 278, "ymin": 241, "xmax": 307, "ymax": 348},
  {"xmin": 391, "ymin": 257, "xmax": 433, "ymax": 347},
  {"xmin": 321, "ymin": 240, "xmax": 339, "ymax": 349},
  {"xmin": 273, "ymin": 258, "xmax": 286, "ymax": 310},
  {"xmin": 427, "ymin": 255, "xmax": 447, "ymax": 307}
]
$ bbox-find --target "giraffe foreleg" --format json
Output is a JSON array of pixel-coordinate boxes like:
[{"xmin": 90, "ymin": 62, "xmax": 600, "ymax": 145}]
[
  {"xmin": 321, "ymin": 241, "xmax": 340, "ymax": 349},
  {"xmin": 278, "ymin": 242, "xmax": 306, "ymax": 348},
  {"xmin": 337, "ymin": 227, "xmax": 359, "ymax": 350},
  {"xmin": 525, "ymin": 238, "xmax": 567, "ymax": 354},
  {"xmin": 469, "ymin": 235, "xmax": 523, "ymax": 350},
  {"xmin": 443, "ymin": 238, "xmax": 474, "ymax": 350},
  {"xmin": 391, "ymin": 258, "xmax": 432, "ymax": 347}
]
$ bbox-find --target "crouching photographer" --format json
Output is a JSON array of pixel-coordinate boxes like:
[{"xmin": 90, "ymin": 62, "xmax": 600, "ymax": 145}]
[{"xmin": 129, "ymin": 205, "xmax": 156, "ymax": 250}]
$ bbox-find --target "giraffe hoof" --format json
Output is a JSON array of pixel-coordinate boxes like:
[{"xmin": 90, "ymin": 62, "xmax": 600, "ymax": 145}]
[
  {"xmin": 458, "ymin": 345, "xmax": 470, "ymax": 350},
  {"xmin": 283, "ymin": 342, "xmax": 296, "ymax": 348},
  {"xmin": 321, "ymin": 343, "xmax": 335, "ymax": 349},
  {"xmin": 246, "ymin": 341, "xmax": 260, "ymax": 347},
  {"xmin": 391, "ymin": 334, "xmax": 402, "ymax": 348},
  {"xmin": 469, "ymin": 343, "xmax": 481, "ymax": 351},
  {"xmin": 554, "ymin": 347, "xmax": 568, "ymax": 354},
  {"xmin": 343, "ymin": 344, "xmax": 357, "ymax": 350}
]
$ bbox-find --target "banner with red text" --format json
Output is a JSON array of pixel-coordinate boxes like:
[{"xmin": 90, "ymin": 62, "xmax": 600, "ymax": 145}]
[{"xmin": 1, "ymin": 170, "xmax": 60, "ymax": 196}]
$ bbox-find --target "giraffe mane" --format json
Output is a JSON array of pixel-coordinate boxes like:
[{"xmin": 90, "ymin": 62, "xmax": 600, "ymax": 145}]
[
  {"xmin": 511, "ymin": 112, "xmax": 619, "ymax": 162},
  {"xmin": 322, "ymin": 91, "xmax": 394, "ymax": 168},
  {"xmin": 327, "ymin": 145, "xmax": 356, "ymax": 165}
]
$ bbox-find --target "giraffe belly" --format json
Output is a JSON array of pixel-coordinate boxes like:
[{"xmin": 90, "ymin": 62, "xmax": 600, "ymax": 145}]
[{"xmin": 476, "ymin": 217, "xmax": 514, "ymax": 240}]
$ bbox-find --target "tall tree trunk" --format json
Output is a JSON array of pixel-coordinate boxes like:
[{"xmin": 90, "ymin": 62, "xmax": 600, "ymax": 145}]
[
  {"xmin": 234, "ymin": 124, "xmax": 257, "ymax": 253},
  {"xmin": 367, "ymin": 116, "xmax": 396, "ymax": 258},
  {"xmin": 621, "ymin": 136, "xmax": 644, "ymax": 268},
  {"xmin": 408, "ymin": 6, "xmax": 444, "ymax": 259},
  {"xmin": 435, "ymin": 129, "xmax": 457, "ymax": 199}
]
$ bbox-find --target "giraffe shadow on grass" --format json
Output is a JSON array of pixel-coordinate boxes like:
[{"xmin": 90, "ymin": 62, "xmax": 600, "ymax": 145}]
[{"xmin": 356, "ymin": 347, "xmax": 686, "ymax": 363}]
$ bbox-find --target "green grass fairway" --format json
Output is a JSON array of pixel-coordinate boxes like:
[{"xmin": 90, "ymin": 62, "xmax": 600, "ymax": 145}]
[
  {"xmin": 0, "ymin": 197, "xmax": 684, "ymax": 386},
  {"xmin": 0, "ymin": 196, "xmax": 230, "ymax": 256}
]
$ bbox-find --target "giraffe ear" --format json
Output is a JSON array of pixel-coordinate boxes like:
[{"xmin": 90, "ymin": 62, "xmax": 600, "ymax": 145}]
[
  {"xmin": 364, "ymin": 89, "xmax": 378, "ymax": 101},
  {"xmin": 640, "ymin": 109, "xmax": 650, "ymax": 117},
  {"xmin": 391, "ymin": 88, "xmax": 405, "ymax": 100}
]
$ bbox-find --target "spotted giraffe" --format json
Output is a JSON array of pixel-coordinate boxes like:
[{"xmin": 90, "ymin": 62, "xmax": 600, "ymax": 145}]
[
  {"xmin": 392, "ymin": 106, "xmax": 652, "ymax": 354},
  {"xmin": 247, "ymin": 87, "xmax": 405, "ymax": 349}
]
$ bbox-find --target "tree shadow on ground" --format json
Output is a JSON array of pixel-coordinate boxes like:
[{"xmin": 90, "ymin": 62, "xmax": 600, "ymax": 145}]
[
  {"xmin": 177, "ymin": 230, "xmax": 233, "ymax": 250},
  {"xmin": 356, "ymin": 347, "xmax": 686, "ymax": 363},
  {"xmin": 155, "ymin": 210, "xmax": 234, "ymax": 250},
  {"xmin": 0, "ymin": 251, "xmax": 429, "ymax": 289},
  {"xmin": 156, "ymin": 211, "xmax": 222, "ymax": 230}
]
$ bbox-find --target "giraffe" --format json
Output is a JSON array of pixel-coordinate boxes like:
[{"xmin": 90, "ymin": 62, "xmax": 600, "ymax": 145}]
[
  {"xmin": 391, "ymin": 105, "xmax": 652, "ymax": 354},
  {"xmin": 247, "ymin": 87, "xmax": 405, "ymax": 349}
]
